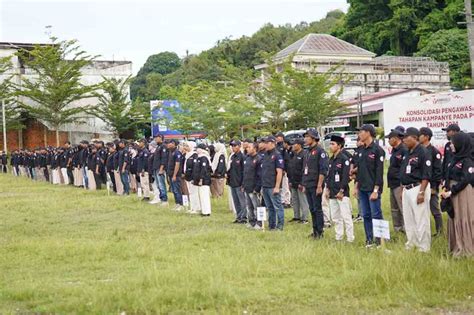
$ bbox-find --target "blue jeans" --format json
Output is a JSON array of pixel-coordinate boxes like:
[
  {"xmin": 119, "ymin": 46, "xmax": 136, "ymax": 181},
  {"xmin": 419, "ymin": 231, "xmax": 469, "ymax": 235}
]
[
  {"xmin": 170, "ymin": 176, "xmax": 183, "ymax": 205},
  {"xmin": 154, "ymin": 171, "xmax": 168, "ymax": 201},
  {"xmin": 262, "ymin": 188, "xmax": 284, "ymax": 230},
  {"xmin": 305, "ymin": 187, "xmax": 324, "ymax": 236},
  {"xmin": 359, "ymin": 190, "xmax": 383, "ymax": 243},
  {"xmin": 120, "ymin": 171, "xmax": 130, "ymax": 195},
  {"xmin": 231, "ymin": 187, "xmax": 247, "ymax": 221}
]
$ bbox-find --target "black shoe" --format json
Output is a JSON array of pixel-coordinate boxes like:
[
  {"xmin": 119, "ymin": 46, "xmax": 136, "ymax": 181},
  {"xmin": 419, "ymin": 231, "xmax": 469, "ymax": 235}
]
[
  {"xmin": 141, "ymin": 197, "xmax": 150, "ymax": 201},
  {"xmin": 238, "ymin": 220, "xmax": 248, "ymax": 224},
  {"xmin": 232, "ymin": 219, "xmax": 240, "ymax": 224},
  {"xmin": 289, "ymin": 218, "xmax": 300, "ymax": 223},
  {"xmin": 201, "ymin": 214, "xmax": 210, "ymax": 217}
]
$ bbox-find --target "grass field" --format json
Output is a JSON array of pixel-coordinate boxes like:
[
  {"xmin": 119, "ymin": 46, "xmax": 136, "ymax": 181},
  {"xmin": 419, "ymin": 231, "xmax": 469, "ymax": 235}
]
[{"xmin": 0, "ymin": 173, "xmax": 473, "ymax": 314}]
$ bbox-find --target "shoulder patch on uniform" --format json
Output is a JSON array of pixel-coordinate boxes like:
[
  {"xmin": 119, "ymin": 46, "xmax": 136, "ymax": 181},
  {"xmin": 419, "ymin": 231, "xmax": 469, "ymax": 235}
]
[
  {"xmin": 321, "ymin": 152, "xmax": 326, "ymax": 158},
  {"xmin": 469, "ymin": 167, "xmax": 473, "ymax": 174},
  {"xmin": 436, "ymin": 153, "xmax": 441, "ymax": 160},
  {"xmin": 345, "ymin": 160, "xmax": 349, "ymax": 166},
  {"xmin": 426, "ymin": 160, "xmax": 431, "ymax": 166},
  {"xmin": 380, "ymin": 156, "xmax": 384, "ymax": 162}
]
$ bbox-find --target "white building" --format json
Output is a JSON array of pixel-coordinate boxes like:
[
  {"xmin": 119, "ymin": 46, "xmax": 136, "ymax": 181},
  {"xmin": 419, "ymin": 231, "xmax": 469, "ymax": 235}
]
[
  {"xmin": 0, "ymin": 42, "xmax": 132, "ymax": 147},
  {"xmin": 256, "ymin": 34, "xmax": 451, "ymax": 100}
]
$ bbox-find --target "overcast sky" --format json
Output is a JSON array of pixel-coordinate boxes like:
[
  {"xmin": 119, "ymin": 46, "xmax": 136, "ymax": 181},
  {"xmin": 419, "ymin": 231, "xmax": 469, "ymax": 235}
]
[{"xmin": 0, "ymin": 0, "xmax": 348, "ymax": 74}]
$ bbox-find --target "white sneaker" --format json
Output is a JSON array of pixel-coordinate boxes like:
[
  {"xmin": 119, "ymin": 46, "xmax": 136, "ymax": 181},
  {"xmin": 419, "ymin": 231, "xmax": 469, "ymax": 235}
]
[
  {"xmin": 148, "ymin": 199, "xmax": 160, "ymax": 204},
  {"xmin": 159, "ymin": 201, "xmax": 169, "ymax": 207}
]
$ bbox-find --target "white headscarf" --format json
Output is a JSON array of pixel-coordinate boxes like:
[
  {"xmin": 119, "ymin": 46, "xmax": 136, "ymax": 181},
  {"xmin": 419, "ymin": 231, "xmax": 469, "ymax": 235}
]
[
  {"xmin": 197, "ymin": 147, "xmax": 210, "ymax": 160},
  {"xmin": 212, "ymin": 143, "xmax": 227, "ymax": 172},
  {"xmin": 185, "ymin": 141, "xmax": 196, "ymax": 160}
]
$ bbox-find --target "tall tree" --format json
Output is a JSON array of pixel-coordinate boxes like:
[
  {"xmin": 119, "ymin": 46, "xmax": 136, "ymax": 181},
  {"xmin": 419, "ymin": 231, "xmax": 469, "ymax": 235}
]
[
  {"xmin": 0, "ymin": 56, "xmax": 24, "ymax": 132},
  {"xmin": 87, "ymin": 76, "xmax": 150, "ymax": 138},
  {"xmin": 130, "ymin": 52, "xmax": 181, "ymax": 100},
  {"xmin": 15, "ymin": 36, "xmax": 99, "ymax": 146},
  {"xmin": 167, "ymin": 82, "xmax": 260, "ymax": 140}
]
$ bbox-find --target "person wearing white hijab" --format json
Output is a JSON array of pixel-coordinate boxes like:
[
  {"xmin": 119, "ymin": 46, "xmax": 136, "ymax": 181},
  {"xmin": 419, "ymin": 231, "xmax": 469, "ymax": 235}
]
[
  {"xmin": 183, "ymin": 141, "xmax": 201, "ymax": 213},
  {"xmin": 194, "ymin": 143, "xmax": 212, "ymax": 216},
  {"xmin": 211, "ymin": 142, "xmax": 227, "ymax": 198}
]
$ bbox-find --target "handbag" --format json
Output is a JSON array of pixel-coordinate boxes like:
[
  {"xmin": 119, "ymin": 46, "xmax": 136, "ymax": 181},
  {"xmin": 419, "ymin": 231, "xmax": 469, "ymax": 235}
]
[{"xmin": 440, "ymin": 197, "xmax": 454, "ymax": 219}]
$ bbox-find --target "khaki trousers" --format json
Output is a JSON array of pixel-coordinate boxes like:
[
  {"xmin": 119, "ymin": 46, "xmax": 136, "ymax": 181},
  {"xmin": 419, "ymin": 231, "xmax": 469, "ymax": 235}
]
[{"xmin": 330, "ymin": 197, "xmax": 354, "ymax": 242}]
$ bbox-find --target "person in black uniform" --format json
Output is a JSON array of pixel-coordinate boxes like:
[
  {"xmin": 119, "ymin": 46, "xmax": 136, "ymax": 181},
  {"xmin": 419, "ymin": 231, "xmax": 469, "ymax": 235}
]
[
  {"xmin": 287, "ymin": 138, "xmax": 309, "ymax": 224},
  {"xmin": 137, "ymin": 139, "xmax": 151, "ymax": 201},
  {"xmin": 167, "ymin": 139, "xmax": 184, "ymax": 210},
  {"xmin": 326, "ymin": 135, "xmax": 354, "ymax": 242},
  {"xmin": 151, "ymin": 134, "xmax": 168, "ymax": 205},
  {"xmin": 64, "ymin": 141, "xmax": 74, "ymax": 185},
  {"xmin": 441, "ymin": 124, "xmax": 460, "ymax": 186},
  {"xmin": 0, "ymin": 151, "xmax": 7, "ymax": 173},
  {"xmin": 261, "ymin": 136, "xmax": 285, "ymax": 230},
  {"xmin": 355, "ymin": 124, "xmax": 385, "ymax": 247},
  {"xmin": 118, "ymin": 140, "xmax": 131, "ymax": 195},
  {"xmin": 302, "ymin": 128, "xmax": 328, "ymax": 239},
  {"xmin": 386, "ymin": 128, "xmax": 407, "ymax": 233},
  {"xmin": 440, "ymin": 132, "xmax": 474, "ymax": 257},
  {"xmin": 228, "ymin": 139, "xmax": 247, "ymax": 223},
  {"xmin": 242, "ymin": 142, "xmax": 262, "ymax": 229},
  {"xmin": 419, "ymin": 127, "xmax": 444, "ymax": 236},
  {"xmin": 106, "ymin": 142, "xmax": 117, "ymax": 193},
  {"xmin": 193, "ymin": 143, "xmax": 213, "ymax": 216},
  {"xmin": 400, "ymin": 127, "xmax": 432, "ymax": 252}
]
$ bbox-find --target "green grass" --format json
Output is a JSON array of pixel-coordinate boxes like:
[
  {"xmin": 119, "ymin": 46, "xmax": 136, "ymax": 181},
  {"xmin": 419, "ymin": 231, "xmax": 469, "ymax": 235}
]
[{"xmin": 0, "ymin": 174, "xmax": 473, "ymax": 314}]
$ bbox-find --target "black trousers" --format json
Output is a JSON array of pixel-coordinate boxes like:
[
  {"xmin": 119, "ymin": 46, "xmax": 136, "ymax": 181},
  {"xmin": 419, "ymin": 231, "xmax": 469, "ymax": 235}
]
[
  {"xmin": 305, "ymin": 187, "xmax": 324, "ymax": 236},
  {"xmin": 67, "ymin": 167, "xmax": 74, "ymax": 185}
]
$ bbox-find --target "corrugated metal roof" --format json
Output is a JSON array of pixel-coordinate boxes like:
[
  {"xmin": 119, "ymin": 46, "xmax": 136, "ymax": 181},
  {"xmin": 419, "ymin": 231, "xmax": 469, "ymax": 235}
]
[
  {"xmin": 274, "ymin": 34, "xmax": 376, "ymax": 60},
  {"xmin": 343, "ymin": 88, "xmax": 430, "ymax": 106}
]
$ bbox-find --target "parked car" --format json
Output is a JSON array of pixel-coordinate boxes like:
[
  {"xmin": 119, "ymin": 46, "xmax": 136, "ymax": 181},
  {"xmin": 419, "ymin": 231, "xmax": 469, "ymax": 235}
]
[{"xmin": 323, "ymin": 131, "xmax": 358, "ymax": 151}]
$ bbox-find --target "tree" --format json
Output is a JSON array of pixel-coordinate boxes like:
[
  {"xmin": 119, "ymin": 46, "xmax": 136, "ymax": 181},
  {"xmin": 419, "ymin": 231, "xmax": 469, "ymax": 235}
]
[
  {"xmin": 167, "ymin": 82, "xmax": 261, "ymax": 141},
  {"xmin": 130, "ymin": 52, "xmax": 181, "ymax": 100},
  {"xmin": 87, "ymin": 76, "xmax": 150, "ymax": 138},
  {"xmin": 284, "ymin": 64, "xmax": 347, "ymax": 129},
  {"xmin": 417, "ymin": 28, "xmax": 471, "ymax": 88},
  {"xmin": 15, "ymin": 36, "xmax": 99, "ymax": 146},
  {"xmin": 0, "ymin": 56, "xmax": 24, "ymax": 132}
]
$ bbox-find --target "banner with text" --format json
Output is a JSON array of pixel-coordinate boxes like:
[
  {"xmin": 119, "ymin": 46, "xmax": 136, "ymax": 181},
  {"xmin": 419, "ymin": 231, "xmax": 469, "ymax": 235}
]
[{"xmin": 383, "ymin": 90, "xmax": 474, "ymax": 152}]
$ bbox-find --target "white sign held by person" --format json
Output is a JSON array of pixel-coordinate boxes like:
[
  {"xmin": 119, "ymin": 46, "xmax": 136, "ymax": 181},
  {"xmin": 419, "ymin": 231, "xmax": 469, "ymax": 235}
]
[
  {"xmin": 383, "ymin": 90, "xmax": 474, "ymax": 152},
  {"xmin": 373, "ymin": 219, "xmax": 390, "ymax": 240},
  {"xmin": 257, "ymin": 207, "xmax": 266, "ymax": 222}
]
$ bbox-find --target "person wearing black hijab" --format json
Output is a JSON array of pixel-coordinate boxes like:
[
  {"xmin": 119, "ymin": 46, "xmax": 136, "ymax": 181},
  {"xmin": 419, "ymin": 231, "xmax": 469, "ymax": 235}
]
[{"xmin": 440, "ymin": 132, "xmax": 474, "ymax": 257}]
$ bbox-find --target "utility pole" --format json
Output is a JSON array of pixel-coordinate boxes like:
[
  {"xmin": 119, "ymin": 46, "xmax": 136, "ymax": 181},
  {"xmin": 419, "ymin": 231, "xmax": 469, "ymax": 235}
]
[
  {"xmin": 2, "ymin": 99, "xmax": 7, "ymax": 154},
  {"xmin": 461, "ymin": 0, "xmax": 474, "ymax": 83}
]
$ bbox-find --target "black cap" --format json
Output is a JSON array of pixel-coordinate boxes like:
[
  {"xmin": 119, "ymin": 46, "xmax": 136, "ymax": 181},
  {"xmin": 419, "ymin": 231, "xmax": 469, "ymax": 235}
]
[
  {"xmin": 154, "ymin": 134, "xmax": 164, "ymax": 139},
  {"xmin": 292, "ymin": 138, "xmax": 304, "ymax": 146},
  {"xmin": 403, "ymin": 127, "xmax": 420, "ymax": 138},
  {"xmin": 264, "ymin": 135, "xmax": 277, "ymax": 143},
  {"xmin": 197, "ymin": 143, "xmax": 207, "ymax": 150},
  {"xmin": 230, "ymin": 139, "xmax": 241, "ymax": 146},
  {"xmin": 385, "ymin": 130, "xmax": 404, "ymax": 139},
  {"xmin": 357, "ymin": 124, "xmax": 376, "ymax": 137},
  {"xmin": 243, "ymin": 138, "xmax": 252, "ymax": 143},
  {"xmin": 275, "ymin": 132, "xmax": 284, "ymax": 138},
  {"xmin": 442, "ymin": 124, "xmax": 460, "ymax": 132},
  {"xmin": 138, "ymin": 138, "xmax": 147, "ymax": 144},
  {"xmin": 392, "ymin": 126, "xmax": 405, "ymax": 134},
  {"xmin": 168, "ymin": 139, "xmax": 179, "ymax": 145},
  {"xmin": 419, "ymin": 127, "xmax": 433, "ymax": 138},
  {"xmin": 330, "ymin": 135, "xmax": 345, "ymax": 145},
  {"xmin": 304, "ymin": 128, "xmax": 320, "ymax": 140}
]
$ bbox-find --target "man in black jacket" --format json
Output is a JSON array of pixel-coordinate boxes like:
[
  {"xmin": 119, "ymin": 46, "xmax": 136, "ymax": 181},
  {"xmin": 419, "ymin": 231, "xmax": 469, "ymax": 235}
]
[
  {"xmin": 151, "ymin": 134, "xmax": 168, "ymax": 205},
  {"xmin": 287, "ymin": 138, "xmax": 309, "ymax": 224},
  {"xmin": 227, "ymin": 140, "xmax": 247, "ymax": 223},
  {"xmin": 386, "ymin": 129, "xmax": 407, "ymax": 233},
  {"xmin": 420, "ymin": 127, "xmax": 444, "ymax": 236}
]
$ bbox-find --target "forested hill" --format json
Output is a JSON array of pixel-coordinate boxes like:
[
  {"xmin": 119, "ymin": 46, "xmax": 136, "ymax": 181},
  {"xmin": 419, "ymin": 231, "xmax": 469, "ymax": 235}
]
[{"xmin": 131, "ymin": 0, "xmax": 470, "ymax": 100}]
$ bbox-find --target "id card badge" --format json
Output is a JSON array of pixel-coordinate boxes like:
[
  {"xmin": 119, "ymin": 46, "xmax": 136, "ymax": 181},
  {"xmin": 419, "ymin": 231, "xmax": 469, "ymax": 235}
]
[
  {"xmin": 406, "ymin": 165, "xmax": 411, "ymax": 174},
  {"xmin": 304, "ymin": 167, "xmax": 308, "ymax": 175},
  {"xmin": 335, "ymin": 174, "xmax": 340, "ymax": 183}
]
